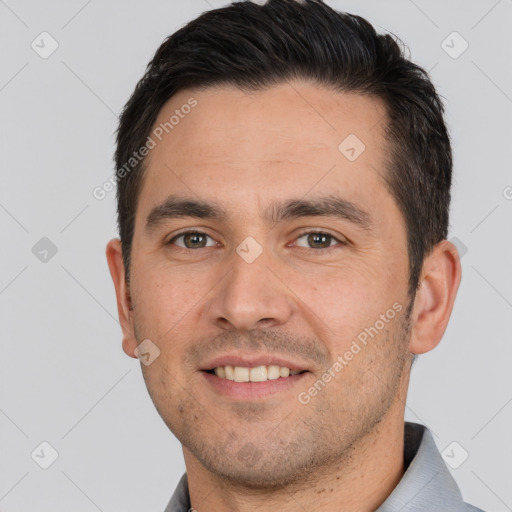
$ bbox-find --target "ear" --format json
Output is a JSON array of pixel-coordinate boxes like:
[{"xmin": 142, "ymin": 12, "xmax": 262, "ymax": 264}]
[
  {"xmin": 408, "ymin": 239, "xmax": 462, "ymax": 355},
  {"xmin": 105, "ymin": 238, "xmax": 138, "ymax": 358}
]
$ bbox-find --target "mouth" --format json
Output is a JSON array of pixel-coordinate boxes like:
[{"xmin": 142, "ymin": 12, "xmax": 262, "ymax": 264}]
[
  {"xmin": 200, "ymin": 357, "xmax": 311, "ymax": 400},
  {"xmin": 204, "ymin": 364, "xmax": 307, "ymax": 382}
]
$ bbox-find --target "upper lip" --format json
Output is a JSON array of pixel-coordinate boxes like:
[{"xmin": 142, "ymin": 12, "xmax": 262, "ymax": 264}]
[{"xmin": 200, "ymin": 353, "xmax": 311, "ymax": 372}]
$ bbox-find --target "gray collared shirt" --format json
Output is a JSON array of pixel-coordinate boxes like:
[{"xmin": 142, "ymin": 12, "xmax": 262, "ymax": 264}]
[{"xmin": 164, "ymin": 422, "xmax": 484, "ymax": 511}]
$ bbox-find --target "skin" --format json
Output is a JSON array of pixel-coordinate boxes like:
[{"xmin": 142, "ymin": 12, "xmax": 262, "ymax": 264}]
[{"xmin": 106, "ymin": 80, "xmax": 461, "ymax": 512}]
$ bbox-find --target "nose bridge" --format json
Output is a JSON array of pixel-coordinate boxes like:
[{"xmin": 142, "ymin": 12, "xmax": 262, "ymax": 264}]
[{"xmin": 207, "ymin": 241, "xmax": 292, "ymax": 331}]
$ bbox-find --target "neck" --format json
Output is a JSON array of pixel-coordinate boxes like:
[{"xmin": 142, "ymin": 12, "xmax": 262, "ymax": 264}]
[{"xmin": 184, "ymin": 406, "xmax": 406, "ymax": 512}]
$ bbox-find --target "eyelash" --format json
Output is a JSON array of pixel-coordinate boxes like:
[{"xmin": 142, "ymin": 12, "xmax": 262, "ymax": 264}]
[{"xmin": 166, "ymin": 229, "xmax": 346, "ymax": 254}]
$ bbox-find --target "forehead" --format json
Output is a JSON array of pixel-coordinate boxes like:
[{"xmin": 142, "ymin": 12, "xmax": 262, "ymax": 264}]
[{"xmin": 136, "ymin": 81, "xmax": 393, "ymax": 225}]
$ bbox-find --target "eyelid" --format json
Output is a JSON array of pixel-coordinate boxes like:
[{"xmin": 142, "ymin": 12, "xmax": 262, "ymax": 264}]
[
  {"xmin": 292, "ymin": 229, "xmax": 346, "ymax": 250},
  {"xmin": 167, "ymin": 229, "xmax": 218, "ymax": 248},
  {"xmin": 166, "ymin": 228, "xmax": 347, "ymax": 251}
]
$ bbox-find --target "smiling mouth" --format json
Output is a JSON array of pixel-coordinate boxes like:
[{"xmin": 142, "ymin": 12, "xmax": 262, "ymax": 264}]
[{"xmin": 205, "ymin": 365, "xmax": 307, "ymax": 382}]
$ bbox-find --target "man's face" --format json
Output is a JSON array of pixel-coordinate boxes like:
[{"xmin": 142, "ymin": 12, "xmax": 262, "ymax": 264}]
[{"xmin": 125, "ymin": 82, "xmax": 414, "ymax": 487}]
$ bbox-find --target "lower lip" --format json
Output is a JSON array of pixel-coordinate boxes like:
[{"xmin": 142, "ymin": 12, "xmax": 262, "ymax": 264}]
[{"xmin": 201, "ymin": 371, "xmax": 309, "ymax": 400}]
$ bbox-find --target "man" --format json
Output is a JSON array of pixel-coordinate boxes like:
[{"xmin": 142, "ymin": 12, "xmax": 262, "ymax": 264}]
[{"xmin": 106, "ymin": 1, "xmax": 484, "ymax": 510}]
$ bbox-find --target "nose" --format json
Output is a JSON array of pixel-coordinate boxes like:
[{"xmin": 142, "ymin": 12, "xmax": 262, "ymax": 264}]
[{"xmin": 206, "ymin": 247, "xmax": 294, "ymax": 332}]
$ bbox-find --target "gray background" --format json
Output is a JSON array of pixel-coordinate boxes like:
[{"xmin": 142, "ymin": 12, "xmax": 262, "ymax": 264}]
[{"xmin": 1, "ymin": 0, "xmax": 511, "ymax": 510}]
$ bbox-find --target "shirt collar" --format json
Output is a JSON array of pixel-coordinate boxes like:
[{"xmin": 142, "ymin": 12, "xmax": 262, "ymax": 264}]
[{"xmin": 376, "ymin": 422, "xmax": 472, "ymax": 511}]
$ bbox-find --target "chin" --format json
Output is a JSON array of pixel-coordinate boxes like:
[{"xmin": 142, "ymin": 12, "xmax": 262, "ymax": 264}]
[{"xmin": 190, "ymin": 437, "xmax": 338, "ymax": 491}]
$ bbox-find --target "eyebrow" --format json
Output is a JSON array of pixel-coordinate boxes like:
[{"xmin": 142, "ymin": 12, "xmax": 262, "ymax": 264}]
[{"xmin": 144, "ymin": 194, "xmax": 373, "ymax": 232}]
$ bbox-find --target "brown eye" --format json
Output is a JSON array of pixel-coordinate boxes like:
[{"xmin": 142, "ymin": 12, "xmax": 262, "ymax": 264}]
[
  {"xmin": 295, "ymin": 231, "xmax": 341, "ymax": 250},
  {"xmin": 169, "ymin": 231, "xmax": 216, "ymax": 249}
]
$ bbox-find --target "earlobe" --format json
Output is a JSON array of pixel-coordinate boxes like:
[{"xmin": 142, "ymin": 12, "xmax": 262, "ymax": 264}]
[
  {"xmin": 408, "ymin": 240, "xmax": 462, "ymax": 355},
  {"xmin": 105, "ymin": 238, "xmax": 138, "ymax": 359}
]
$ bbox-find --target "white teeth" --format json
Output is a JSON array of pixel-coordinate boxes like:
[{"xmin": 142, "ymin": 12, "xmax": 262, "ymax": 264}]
[
  {"xmin": 211, "ymin": 364, "xmax": 303, "ymax": 381},
  {"xmin": 233, "ymin": 366, "xmax": 250, "ymax": 382},
  {"xmin": 267, "ymin": 365, "xmax": 281, "ymax": 380},
  {"xmin": 224, "ymin": 365, "xmax": 234, "ymax": 380},
  {"xmin": 249, "ymin": 366, "xmax": 267, "ymax": 382}
]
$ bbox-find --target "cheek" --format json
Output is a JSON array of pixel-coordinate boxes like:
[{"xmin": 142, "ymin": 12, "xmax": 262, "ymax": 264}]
[
  {"xmin": 140, "ymin": 357, "xmax": 188, "ymax": 430},
  {"xmin": 285, "ymin": 261, "xmax": 404, "ymax": 350},
  {"xmin": 132, "ymin": 267, "xmax": 202, "ymax": 336}
]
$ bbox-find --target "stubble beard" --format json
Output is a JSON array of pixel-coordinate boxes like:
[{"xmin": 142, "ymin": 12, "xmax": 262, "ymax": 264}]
[{"xmin": 135, "ymin": 301, "xmax": 413, "ymax": 491}]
